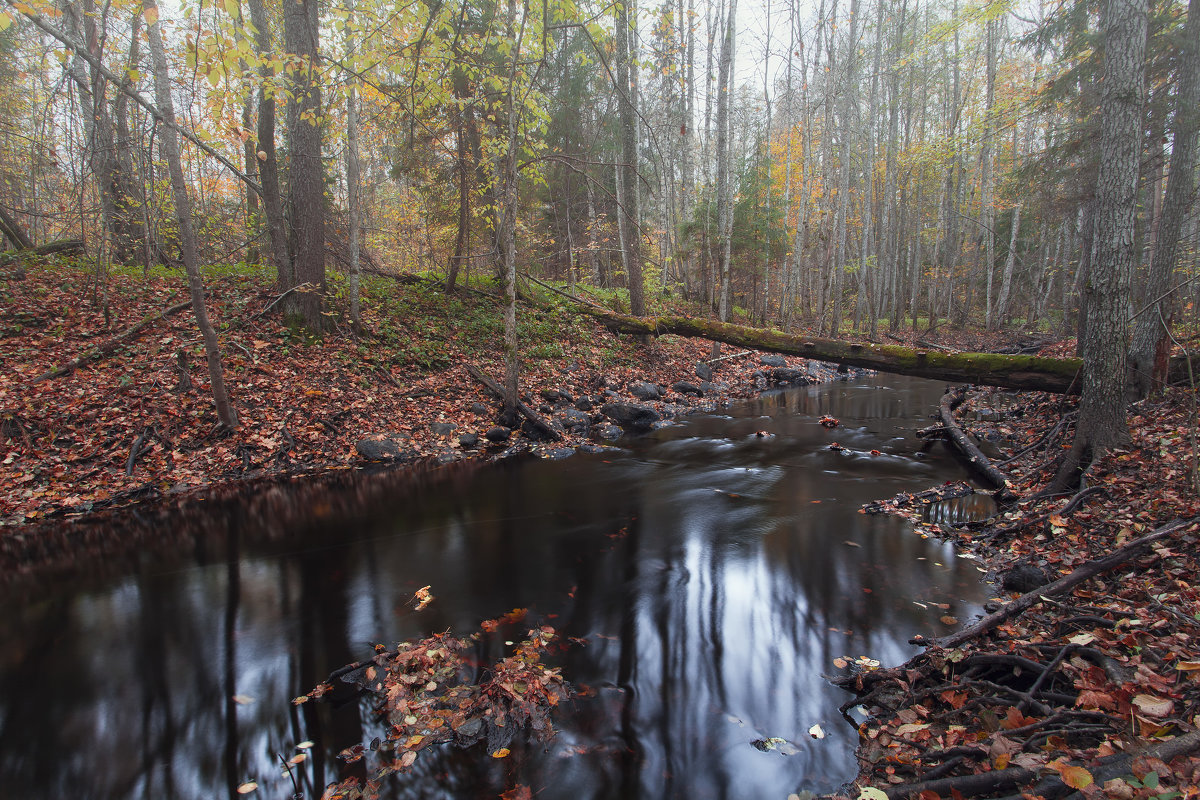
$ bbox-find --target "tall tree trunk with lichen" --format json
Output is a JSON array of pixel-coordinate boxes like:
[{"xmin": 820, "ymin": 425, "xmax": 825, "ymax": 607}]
[{"xmin": 1051, "ymin": 0, "xmax": 1145, "ymax": 490}]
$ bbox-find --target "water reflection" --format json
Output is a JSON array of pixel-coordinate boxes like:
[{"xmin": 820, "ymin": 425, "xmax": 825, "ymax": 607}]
[{"xmin": 0, "ymin": 375, "xmax": 990, "ymax": 800}]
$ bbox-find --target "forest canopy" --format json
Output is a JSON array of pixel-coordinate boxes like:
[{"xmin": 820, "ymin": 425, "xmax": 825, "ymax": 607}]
[{"xmin": 0, "ymin": 0, "xmax": 1196, "ymax": 349}]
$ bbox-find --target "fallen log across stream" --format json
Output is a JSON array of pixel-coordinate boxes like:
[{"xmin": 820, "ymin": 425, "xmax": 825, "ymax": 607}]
[{"xmin": 576, "ymin": 307, "xmax": 1200, "ymax": 393}]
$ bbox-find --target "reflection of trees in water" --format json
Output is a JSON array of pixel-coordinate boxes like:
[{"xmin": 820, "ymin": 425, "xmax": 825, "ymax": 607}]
[{"xmin": 0, "ymin": 376, "xmax": 990, "ymax": 799}]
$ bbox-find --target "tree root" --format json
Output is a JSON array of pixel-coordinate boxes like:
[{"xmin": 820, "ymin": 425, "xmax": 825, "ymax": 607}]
[{"xmin": 464, "ymin": 364, "xmax": 562, "ymax": 442}]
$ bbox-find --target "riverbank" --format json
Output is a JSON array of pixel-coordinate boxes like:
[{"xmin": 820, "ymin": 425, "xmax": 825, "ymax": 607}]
[
  {"xmin": 834, "ymin": 383, "xmax": 1200, "ymax": 799},
  {"xmin": 1, "ymin": 258, "xmax": 843, "ymax": 530}
]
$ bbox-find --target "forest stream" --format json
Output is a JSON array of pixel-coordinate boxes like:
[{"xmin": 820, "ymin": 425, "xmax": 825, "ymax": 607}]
[{"xmin": 0, "ymin": 374, "xmax": 995, "ymax": 800}]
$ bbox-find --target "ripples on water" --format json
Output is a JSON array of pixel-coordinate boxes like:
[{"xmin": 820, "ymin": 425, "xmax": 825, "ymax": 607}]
[{"xmin": 0, "ymin": 375, "xmax": 993, "ymax": 800}]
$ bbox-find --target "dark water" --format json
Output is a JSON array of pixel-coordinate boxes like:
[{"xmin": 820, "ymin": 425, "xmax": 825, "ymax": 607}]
[{"xmin": 0, "ymin": 375, "xmax": 991, "ymax": 800}]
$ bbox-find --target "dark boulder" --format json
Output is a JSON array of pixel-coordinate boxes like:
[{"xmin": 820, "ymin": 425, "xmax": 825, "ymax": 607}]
[
  {"xmin": 430, "ymin": 421, "xmax": 457, "ymax": 437},
  {"xmin": 355, "ymin": 436, "xmax": 413, "ymax": 461},
  {"xmin": 539, "ymin": 447, "xmax": 576, "ymax": 460},
  {"xmin": 557, "ymin": 409, "xmax": 591, "ymax": 433},
  {"xmin": 671, "ymin": 381, "xmax": 704, "ymax": 397},
  {"xmin": 485, "ymin": 426, "xmax": 512, "ymax": 443},
  {"xmin": 540, "ymin": 388, "xmax": 574, "ymax": 405},
  {"xmin": 601, "ymin": 402, "xmax": 662, "ymax": 430},
  {"xmin": 629, "ymin": 381, "xmax": 663, "ymax": 401},
  {"xmin": 695, "ymin": 362, "xmax": 713, "ymax": 381},
  {"xmin": 1001, "ymin": 564, "xmax": 1053, "ymax": 593},
  {"xmin": 458, "ymin": 433, "xmax": 480, "ymax": 449},
  {"xmin": 759, "ymin": 354, "xmax": 787, "ymax": 367},
  {"xmin": 596, "ymin": 423, "xmax": 624, "ymax": 441},
  {"xmin": 769, "ymin": 367, "xmax": 812, "ymax": 386},
  {"xmin": 469, "ymin": 402, "xmax": 491, "ymax": 416},
  {"xmin": 574, "ymin": 396, "xmax": 594, "ymax": 411}
]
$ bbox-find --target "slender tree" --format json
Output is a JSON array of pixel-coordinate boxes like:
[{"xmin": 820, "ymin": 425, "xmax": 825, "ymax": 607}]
[
  {"xmin": 1128, "ymin": 0, "xmax": 1200, "ymax": 398},
  {"xmin": 142, "ymin": 0, "xmax": 238, "ymax": 429}
]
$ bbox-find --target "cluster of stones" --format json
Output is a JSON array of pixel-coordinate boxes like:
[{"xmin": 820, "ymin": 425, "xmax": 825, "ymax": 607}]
[{"xmin": 356, "ymin": 354, "xmax": 828, "ymax": 464}]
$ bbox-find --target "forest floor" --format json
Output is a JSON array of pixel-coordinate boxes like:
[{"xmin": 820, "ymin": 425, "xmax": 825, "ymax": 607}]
[
  {"xmin": 4, "ymin": 256, "xmax": 1200, "ymax": 797},
  {"xmin": 0, "ymin": 256, "xmax": 840, "ymax": 530},
  {"xmin": 833, "ymin": 383, "xmax": 1200, "ymax": 798}
]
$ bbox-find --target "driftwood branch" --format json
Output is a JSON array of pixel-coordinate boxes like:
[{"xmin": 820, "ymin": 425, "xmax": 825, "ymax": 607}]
[
  {"xmin": 916, "ymin": 516, "xmax": 1200, "ymax": 649},
  {"xmin": 30, "ymin": 300, "xmax": 192, "ymax": 384},
  {"xmin": 937, "ymin": 387, "xmax": 1017, "ymax": 502},
  {"xmin": 464, "ymin": 364, "xmax": 562, "ymax": 442}
]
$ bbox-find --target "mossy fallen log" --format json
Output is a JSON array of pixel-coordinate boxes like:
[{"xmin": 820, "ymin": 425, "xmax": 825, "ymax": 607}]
[
  {"xmin": 582, "ymin": 309, "xmax": 1199, "ymax": 394},
  {"xmin": 584, "ymin": 309, "xmax": 1084, "ymax": 392}
]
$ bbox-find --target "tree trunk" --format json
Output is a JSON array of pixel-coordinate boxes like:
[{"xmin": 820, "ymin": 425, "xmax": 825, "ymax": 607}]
[
  {"xmin": 345, "ymin": 76, "xmax": 363, "ymax": 331},
  {"xmin": 283, "ymin": 0, "xmax": 326, "ymax": 329},
  {"xmin": 1128, "ymin": 0, "xmax": 1200, "ymax": 398},
  {"xmin": 714, "ymin": 0, "xmax": 737, "ymax": 324},
  {"xmin": 143, "ymin": 0, "xmax": 238, "ymax": 429},
  {"xmin": 1052, "ymin": 0, "xmax": 1145, "ymax": 488},
  {"xmin": 246, "ymin": 0, "xmax": 293, "ymax": 289},
  {"xmin": 583, "ymin": 307, "xmax": 1113, "ymax": 393},
  {"xmin": 615, "ymin": 0, "xmax": 645, "ymax": 316}
]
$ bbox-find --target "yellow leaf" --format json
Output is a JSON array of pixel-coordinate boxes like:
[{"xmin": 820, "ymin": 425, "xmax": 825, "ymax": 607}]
[
  {"xmin": 1176, "ymin": 661, "xmax": 1200, "ymax": 671},
  {"xmin": 491, "ymin": 748, "xmax": 511, "ymax": 758},
  {"xmin": 858, "ymin": 788, "xmax": 889, "ymax": 800},
  {"xmin": 1048, "ymin": 759, "xmax": 1093, "ymax": 789},
  {"xmin": 287, "ymin": 753, "xmax": 306, "ymax": 765},
  {"xmin": 0, "ymin": 11, "xmax": 12, "ymax": 31}
]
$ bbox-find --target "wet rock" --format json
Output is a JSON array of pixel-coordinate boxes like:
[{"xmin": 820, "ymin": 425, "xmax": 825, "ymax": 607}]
[
  {"xmin": 355, "ymin": 436, "xmax": 413, "ymax": 461},
  {"xmin": 521, "ymin": 418, "xmax": 564, "ymax": 440},
  {"xmin": 485, "ymin": 426, "xmax": 512, "ymax": 443},
  {"xmin": 574, "ymin": 396, "xmax": 594, "ymax": 411},
  {"xmin": 458, "ymin": 433, "xmax": 479, "ymax": 449},
  {"xmin": 540, "ymin": 388, "xmax": 573, "ymax": 405},
  {"xmin": 596, "ymin": 423, "xmax": 624, "ymax": 441},
  {"xmin": 429, "ymin": 421, "xmax": 457, "ymax": 437},
  {"xmin": 1001, "ymin": 564, "xmax": 1053, "ymax": 593},
  {"xmin": 671, "ymin": 381, "xmax": 704, "ymax": 397},
  {"xmin": 579, "ymin": 443, "xmax": 620, "ymax": 454},
  {"xmin": 557, "ymin": 409, "xmax": 591, "ymax": 433},
  {"xmin": 539, "ymin": 447, "xmax": 576, "ymax": 460},
  {"xmin": 469, "ymin": 402, "xmax": 491, "ymax": 416},
  {"xmin": 601, "ymin": 402, "xmax": 662, "ymax": 430},
  {"xmin": 629, "ymin": 381, "xmax": 663, "ymax": 401},
  {"xmin": 770, "ymin": 367, "xmax": 812, "ymax": 385},
  {"xmin": 695, "ymin": 362, "xmax": 713, "ymax": 381},
  {"xmin": 699, "ymin": 381, "xmax": 725, "ymax": 394},
  {"xmin": 759, "ymin": 354, "xmax": 787, "ymax": 367}
]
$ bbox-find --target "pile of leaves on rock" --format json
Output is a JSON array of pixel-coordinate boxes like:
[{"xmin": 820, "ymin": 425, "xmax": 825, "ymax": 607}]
[
  {"xmin": 836, "ymin": 380, "xmax": 1200, "ymax": 800},
  {"xmin": 295, "ymin": 601, "xmax": 569, "ymax": 800}
]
